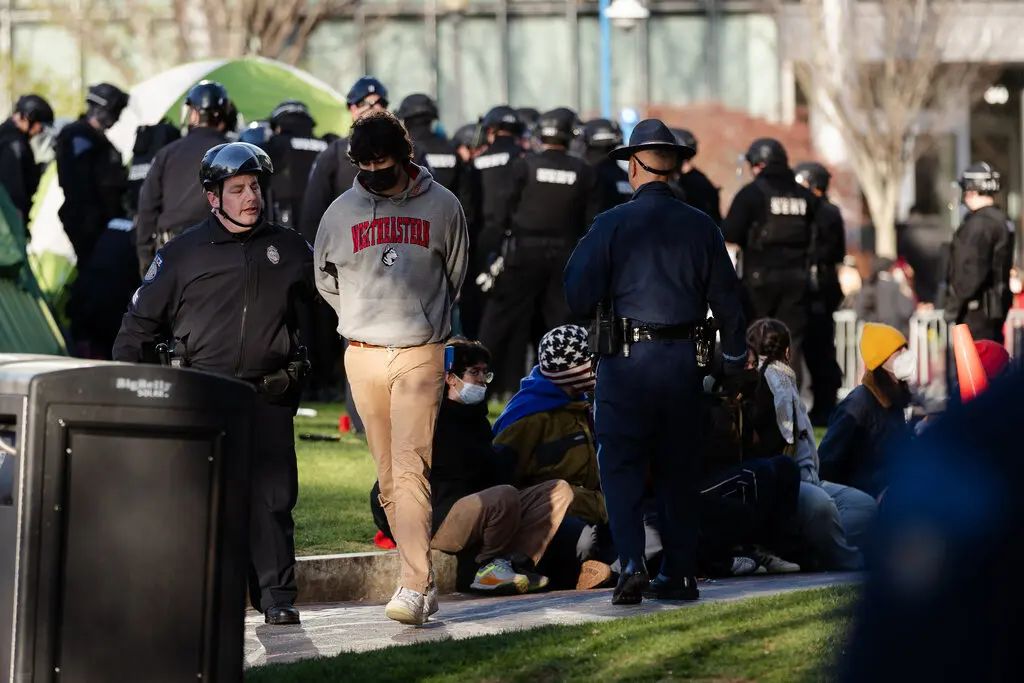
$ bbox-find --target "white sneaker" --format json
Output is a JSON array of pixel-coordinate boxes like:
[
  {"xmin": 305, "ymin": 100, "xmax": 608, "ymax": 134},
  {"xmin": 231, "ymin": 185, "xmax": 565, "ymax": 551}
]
[
  {"xmin": 730, "ymin": 556, "xmax": 758, "ymax": 576},
  {"xmin": 752, "ymin": 548, "xmax": 801, "ymax": 574},
  {"xmin": 385, "ymin": 586, "xmax": 427, "ymax": 625}
]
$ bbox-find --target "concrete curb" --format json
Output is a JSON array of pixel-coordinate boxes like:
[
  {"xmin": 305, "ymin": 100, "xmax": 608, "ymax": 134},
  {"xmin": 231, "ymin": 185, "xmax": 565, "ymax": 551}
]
[{"xmin": 294, "ymin": 550, "xmax": 458, "ymax": 605}]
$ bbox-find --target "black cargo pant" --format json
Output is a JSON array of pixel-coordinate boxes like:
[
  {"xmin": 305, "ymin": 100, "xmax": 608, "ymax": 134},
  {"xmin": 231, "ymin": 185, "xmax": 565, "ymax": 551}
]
[
  {"xmin": 745, "ymin": 268, "xmax": 809, "ymax": 386},
  {"xmin": 479, "ymin": 246, "xmax": 571, "ymax": 395},
  {"xmin": 247, "ymin": 395, "xmax": 299, "ymax": 612}
]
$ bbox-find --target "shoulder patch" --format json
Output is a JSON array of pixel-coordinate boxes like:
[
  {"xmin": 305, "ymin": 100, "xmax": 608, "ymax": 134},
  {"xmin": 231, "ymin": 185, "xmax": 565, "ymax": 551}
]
[
  {"xmin": 72, "ymin": 136, "xmax": 94, "ymax": 157},
  {"xmin": 143, "ymin": 254, "xmax": 163, "ymax": 283}
]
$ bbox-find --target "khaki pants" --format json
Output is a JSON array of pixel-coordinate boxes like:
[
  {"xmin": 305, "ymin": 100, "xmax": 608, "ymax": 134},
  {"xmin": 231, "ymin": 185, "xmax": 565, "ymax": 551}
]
[
  {"xmin": 432, "ymin": 481, "xmax": 574, "ymax": 567},
  {"xmin": 345, "ymin": 343, "xmax": 444, "ymax": 593}
]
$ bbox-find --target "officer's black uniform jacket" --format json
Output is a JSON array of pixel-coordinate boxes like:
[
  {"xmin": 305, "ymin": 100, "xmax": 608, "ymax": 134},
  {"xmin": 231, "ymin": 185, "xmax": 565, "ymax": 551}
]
[
  {"xmin": 945, "ymin": 204, "xmax": 1014, "ymax": 322},
  {"xmin": 563, "ymin": 182, "xmax": 747, "ymax": 360},
  {"xmin": 113, "ymin": 215, "xmax": 315, "ymax": 380},
  {"xmin": 505, "ymin": 148, "xmax": 600, "ymax": 251},
  {"xmin": 591, "ymin": 157, "xmax": 634, "ymax": 216},
  {"xmin": 671, "ymin": 167, "xmax": 722, "ymax": 225},
  {"xmin": 474, "ymin": 134, "xmax": 527, "ymax": 256},
  {"xmin": 55, "ymin": 116, "xmax": 128, "ymax": 265},
  {"xmin": 135, "ymin": 126, "xmax": 228, "ymax": 271},
  {"xmin": 406, "ymin": 121, "xmax": 480, "ymax": 232},
  {"xmin": 0, "ymin": 118, "xmax": 40, "ymax": 220},
  {"xmin": 263, "ymin": 124, "xmax": 328, "ymax": 231},
  {"xmin": 722, "ymin": 164, "xmax": 819, "ymax": 274},
  {"xmin": 813, "ymin": 196, "xmax": 847, "ymax": 309}
]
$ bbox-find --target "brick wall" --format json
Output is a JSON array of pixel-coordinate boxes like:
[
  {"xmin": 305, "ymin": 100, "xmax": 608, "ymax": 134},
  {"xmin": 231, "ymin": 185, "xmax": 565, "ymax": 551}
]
[{"xmin": 645, "ymin": 103, "xmax": 865, "ymax": 235}]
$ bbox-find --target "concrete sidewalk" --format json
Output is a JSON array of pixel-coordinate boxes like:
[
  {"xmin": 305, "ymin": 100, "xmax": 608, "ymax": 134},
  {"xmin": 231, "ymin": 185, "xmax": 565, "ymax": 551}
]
[{"xmin": 244, "ymin": 572, "xmax": 859, "ymax": 669}]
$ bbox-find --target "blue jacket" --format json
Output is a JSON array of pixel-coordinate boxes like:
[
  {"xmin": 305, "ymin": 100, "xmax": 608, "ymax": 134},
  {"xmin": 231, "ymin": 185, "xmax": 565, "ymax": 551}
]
[
  {"xmin": 493, "ymin": 366, "xmax": 578, "ymax": 436},
  {"xmin": 562, "ymin": 181, "xmax": 746, "ymax": 360}
]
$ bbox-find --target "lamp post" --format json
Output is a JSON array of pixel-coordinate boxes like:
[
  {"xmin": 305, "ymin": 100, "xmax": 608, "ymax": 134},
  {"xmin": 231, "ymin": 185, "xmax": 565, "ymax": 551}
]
[{"xmin": 600, "ymin": 0, "xmax": 651, "ymax": 120}]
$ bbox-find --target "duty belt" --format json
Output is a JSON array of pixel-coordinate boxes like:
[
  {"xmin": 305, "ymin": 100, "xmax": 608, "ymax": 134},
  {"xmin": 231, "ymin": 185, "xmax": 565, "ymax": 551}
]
[{"xmin": 622, "ymin": 320, "xmax": 698, "ymax": 343}]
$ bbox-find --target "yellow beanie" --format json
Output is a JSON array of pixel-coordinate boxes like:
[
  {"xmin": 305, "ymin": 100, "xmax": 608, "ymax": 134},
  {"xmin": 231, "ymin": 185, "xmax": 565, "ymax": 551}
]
[{"xmin": 860, "ymin": 323, "xmax": 907, "ymax": 371}]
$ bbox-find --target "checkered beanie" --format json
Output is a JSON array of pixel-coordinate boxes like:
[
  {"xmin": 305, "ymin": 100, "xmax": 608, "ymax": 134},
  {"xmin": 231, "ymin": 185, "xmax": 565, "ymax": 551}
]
[{"xmin": 538, "ymin": 325, "xmax": 595, "ymax": 394}]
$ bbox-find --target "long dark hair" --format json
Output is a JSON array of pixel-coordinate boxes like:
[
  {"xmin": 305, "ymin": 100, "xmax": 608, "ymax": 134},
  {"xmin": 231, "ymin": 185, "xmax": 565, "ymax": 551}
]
[{"xmin": 746, "ymin": 318, "xmax": 792, "ymax": 376}]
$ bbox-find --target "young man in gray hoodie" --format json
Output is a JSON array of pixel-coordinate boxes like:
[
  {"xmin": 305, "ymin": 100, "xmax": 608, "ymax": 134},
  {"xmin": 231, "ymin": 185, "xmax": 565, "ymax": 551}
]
[{"xmin": 314, "ymin": 110, "xmax": 469, "ymax": 625}]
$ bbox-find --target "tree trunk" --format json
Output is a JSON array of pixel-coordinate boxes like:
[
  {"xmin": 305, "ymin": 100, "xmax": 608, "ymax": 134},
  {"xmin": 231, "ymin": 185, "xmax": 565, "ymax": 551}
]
[{"xmin": 860, "ymin": 175, "xmax": 901, "ymax": 258}]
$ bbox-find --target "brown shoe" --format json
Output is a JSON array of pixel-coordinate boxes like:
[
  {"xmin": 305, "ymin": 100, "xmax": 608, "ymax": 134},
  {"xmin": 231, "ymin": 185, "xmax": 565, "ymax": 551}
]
[{"xmin": 576, "ymin": 560, "xmax": 615, "ymax": 590}]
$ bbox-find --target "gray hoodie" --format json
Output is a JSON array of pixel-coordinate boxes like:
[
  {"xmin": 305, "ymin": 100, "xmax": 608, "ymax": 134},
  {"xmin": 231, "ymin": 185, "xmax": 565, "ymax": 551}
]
[{"xmin": 314, "ymin": 164, "xmax": 469, "ymax": 347}]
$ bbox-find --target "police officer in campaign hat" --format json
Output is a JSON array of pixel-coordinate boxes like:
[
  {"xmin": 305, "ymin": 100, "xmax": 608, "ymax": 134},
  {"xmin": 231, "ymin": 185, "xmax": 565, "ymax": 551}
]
[
  {"xmin": 478, "ymin": 106, "xmax": 599, "ymax": 395},
  {"xmin": 794, "ymin": 161, "xmax": 846, "ymax": 424},
  {"xmin": 135, "ymin": 80, "xmax": 232, "ymax": 274},
  {"xmin": 0, "ymin": 93, "xmax": 54, "ymax": 222},
  {"xmin": 668, "ymin": 128, "xmax": 722, "ymax": 225},
  {"xmin": 564, "ymin": 118, "xmax": 747, "ymax": 605},
  {"xmin": 54, "ymin": 82, "xmax": 131, "ymax": 267},
  {"xmin": 583, "ymin": 118, "xmax": 633, "ymax": 214},
  {"xmin": 262, "ymin": 100, "xmax": 327, "ymax": 230},
  {"xmin": 722, "ymin": 137, "xmax": 818, "ymax": 384},
  {"xmin": 113, "ymin": 141, "xmax": 314, "ymax": 626},
  {"xmin": 945, "ymin": 162, "xmax": 1015, "ymax": 343}
]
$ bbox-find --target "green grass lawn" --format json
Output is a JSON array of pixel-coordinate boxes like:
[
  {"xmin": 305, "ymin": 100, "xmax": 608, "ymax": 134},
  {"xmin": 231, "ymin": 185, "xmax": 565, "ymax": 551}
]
[{"xmin": 246, "ymin": 584, "xmax": 855, "ymax": 682}]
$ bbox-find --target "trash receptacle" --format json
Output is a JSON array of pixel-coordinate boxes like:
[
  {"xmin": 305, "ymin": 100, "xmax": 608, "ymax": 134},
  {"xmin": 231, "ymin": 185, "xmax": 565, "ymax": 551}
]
[{"xmin": 0, "ymin": 355, "xmax": 254, "ymax": 683}]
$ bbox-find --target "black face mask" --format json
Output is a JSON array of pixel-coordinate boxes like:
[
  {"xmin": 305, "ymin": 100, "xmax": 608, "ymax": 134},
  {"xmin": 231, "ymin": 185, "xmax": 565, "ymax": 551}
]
[{"xmin": 359, "ymin": 165, "xmax": 400, "ymax": 194}]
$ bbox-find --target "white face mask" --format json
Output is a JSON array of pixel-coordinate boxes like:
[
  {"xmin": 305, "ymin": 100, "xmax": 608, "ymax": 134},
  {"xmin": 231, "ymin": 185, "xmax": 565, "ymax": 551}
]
[
  {"xmin": 457, "ymin": 380, "xmax": 487, "ymax": 405},
  {"xmin": 889, "ymin": 350, "xmax": 916, "ymax": 382}
]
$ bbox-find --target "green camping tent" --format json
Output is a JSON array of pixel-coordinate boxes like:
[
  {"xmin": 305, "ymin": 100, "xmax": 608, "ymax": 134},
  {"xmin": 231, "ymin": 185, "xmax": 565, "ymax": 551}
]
[{"xmin": 0, "ymin": 185, "xmax": 66, "ymax": 355}]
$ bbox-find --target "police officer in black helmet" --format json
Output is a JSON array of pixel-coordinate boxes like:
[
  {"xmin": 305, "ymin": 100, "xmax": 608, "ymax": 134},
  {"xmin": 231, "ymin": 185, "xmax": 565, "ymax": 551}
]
[
  {"xmin": 945, "ymin": 162, "xmax": 1015, "ymax": 344},
  {"xmin": 135, "ymin": 80, "xmax": 231, "ymax": 274},
  {"xmin": 564, "ymin": 119, "xmax": 747, "ymax": 605},
  {"xmin": 723, "ymin": 137, "xmax": 818, "ymax": 385},
  {"xmin": 516, "ymin": 107, "xmax": 541, "ymax": 153},
  {"xmin": 794, "ymin": 161, "xmax": 846, "ymax": 424},
  {"xmin": 583, "ymin": 118, "xmax": 633, "ymax": 214},
  {"xmin": 54, "ymin": 83, "xmax": 130, "ymax": 267},
  {"xmin": 478, "ymin": 106, "xmax": 599, "ymax": 393},
  {"xmin": 262, "ymin": 100, "xmax": 327, "ymax": 231},
  {"xmin": 113, "ymin": 142, "xmax": 315, "ymax": 626},
  {"xmin": 0, "ymin": 93, "xmax": 54, "ymax": 222},
  {"xmin": 668, "ymin": 128, "xmax": 722, "ymax": 225}
]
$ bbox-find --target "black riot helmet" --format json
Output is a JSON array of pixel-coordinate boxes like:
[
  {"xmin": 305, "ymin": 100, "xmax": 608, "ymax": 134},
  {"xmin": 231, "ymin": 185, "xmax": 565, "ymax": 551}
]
[
  {"xmin": 200, "ymin": 142, "xmax": 274, "ymax": 227},
  {"xmin": 958, "ymin": 161, "xmax": 1001, "ymax": 195},
  {"xmin": 86, "ymin": 83, "xmax": 130, "ymax": 130},
  {"xmin": 269, "ymin": 100, "xmax": 315, "ymax": 130},
  {"xmin": 14, "ymin": 94, "xmax": 55, "ymax": 128},
  {"xmin": 583, "ymin": 119, "xmax": 623, "ymax": 149},
  {"xmin": 183, "ymin": 80, "xmax": 230, "ymax": 127},
  {"xmin": 482, "ymin": 105, "xmax": 523, "ymax": 136},
  {"xmin": 517, "ymin": 107, "xmax": 541, "ymax": 132},
  {"xmin": 347, "ymin": 76, "xmax": 388, "ymax": 108},
  {"xmin": 745, "ymin": 137, "xmax": 788, "ymax": 168},
  {"xmin": 239, "ymin": 121, "xmax": 272, "ymax": 147},
  {"xmin": 672, "ymin": 128, "xmax": 698, "ymax": 155},
  {"xmin": 453, "ymin": 122, "xmax": 480, "ymax": 149},
  {"xmin": 396, "ymin": 93, "xmax": 439, "ymax": 123},
  {"xmin": 794, "ymin": 161, "xmax": 832, "ymax": 194},
  {"xmin": 536, "ymin": 107, "xmax": 580, "ymax": 146}
]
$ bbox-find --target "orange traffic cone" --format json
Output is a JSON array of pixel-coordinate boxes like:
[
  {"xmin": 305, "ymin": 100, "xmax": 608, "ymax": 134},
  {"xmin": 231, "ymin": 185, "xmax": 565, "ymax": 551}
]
[{"xmin": 951, "ymin": 324, "xmax": 989, "ymax": 401}]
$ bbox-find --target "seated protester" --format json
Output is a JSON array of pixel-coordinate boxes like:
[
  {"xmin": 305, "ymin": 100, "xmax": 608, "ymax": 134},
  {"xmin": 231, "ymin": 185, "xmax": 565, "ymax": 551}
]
[
  {"xmin": 492, "ymin": 325, "xmax": 659, "ymax": 590},
  {"xmin": 819, "ymin": 323, "xmax": 914, "ymax": 501},
  {"xmin": 739, "ymin": 318, "xmax": 877, "ymax": 570},
  {"xmin": 370, "ymin": 337, "xmax": 573, "ymax": 595}
]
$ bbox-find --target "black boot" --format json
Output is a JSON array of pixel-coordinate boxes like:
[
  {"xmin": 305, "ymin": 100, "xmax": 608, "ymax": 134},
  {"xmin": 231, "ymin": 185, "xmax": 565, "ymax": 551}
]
[
  {"xmin": 265, "ymin": 604, "xmax": 301, "ymax": 625},
  {"xmin": 611, "ymin": 558, "xmax": 649, "ymax": 605},
  {"xmin": 643, "ymin": 574, "xmax": 699, "ymax": 601}
]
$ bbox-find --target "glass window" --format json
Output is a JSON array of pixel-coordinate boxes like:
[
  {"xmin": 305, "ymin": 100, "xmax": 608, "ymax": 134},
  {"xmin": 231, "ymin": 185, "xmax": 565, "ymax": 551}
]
[
  {"xmin": 366, "ymin": 19, "xmax": 433, "ymax": 112},
  {"xmin": 507, "ymin": 17, "xmax": 571, "ymax": 111},
  {"xmin": 647, "ymin": 16, "xmax": 708, "ymax": 106},
  {"xmin": 437, "ymin": 16, "xmax": 503, "ymax": 132},
  {"xmin": 718, "ymin": 14, "xmax": 780, "ymax": 121},
  {"xmin": 302, "ymin": 19, "xmax": 364, "ymax": 105}
]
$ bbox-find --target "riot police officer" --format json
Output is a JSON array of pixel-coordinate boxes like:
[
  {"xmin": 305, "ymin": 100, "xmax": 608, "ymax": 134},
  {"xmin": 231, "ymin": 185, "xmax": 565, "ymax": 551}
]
[
  {"xmin": 54, "ymin": 82, "xmax": 131, "ymax": 267},
  {"xmin": 945, "ymin": 162, "xmax": 1014, "ymax": 343},
  {"xmin": 794, "ymin": 161, "xmax": 846, "ymax": 424},
  {"xmin": 669, "ymin": 128, "xmax": 721, "ymax": 225},
  {"xmin": 722, "ymin": 137, "xmax": 818, "ymax": 384},
  {"xmin": 564, "ymin": 119, "xmax": 747, "ymax": 605},
  {"xmin": 239, "ymin": 120, "xmax": 272, "ymax": 147},
  {"xmin": 583, "ymin": 118, "xmax": 633, "ymax": 214},
  {"xmin": 126, "ymin": 119, "xmax": 180, "ymax": 217},
  {"xmin": 517, "ymin": 107, "xmax": 541, "ymax": 153},
  {"xmin": 478, "ymin": 107, "xmax": 599, "ymax": 395},
  {"xmin": 113, "ymin": 142, "xmax": 314, "ymax": 626},
  {"xmin": 0, "ymin": 94, "xmax": 54, "ymax": 222},
  {"xmin": 262, "ymin": 100, "xmax": 327, "ymax": 230},
  {"xmin": 135, "ymin": 80, "xmax": 231, "ymax": 274},
  {"xmin": 453, "ymin": 122, "xmax": 481, "ymax": 163}
]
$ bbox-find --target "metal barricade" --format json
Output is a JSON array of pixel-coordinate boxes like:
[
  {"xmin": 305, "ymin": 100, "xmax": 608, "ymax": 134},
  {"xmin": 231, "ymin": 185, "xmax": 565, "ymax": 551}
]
[
  {"xmin": 833, "ymin": 310, "xmax": 863, "ymax": 398},
  {"xmin": 1006, "ymin": 309, "xmax": 1024, "ymax": 369},
  {"xmin": 908, "ymin": 310, "xmax": 949, "ymax": 403}
]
